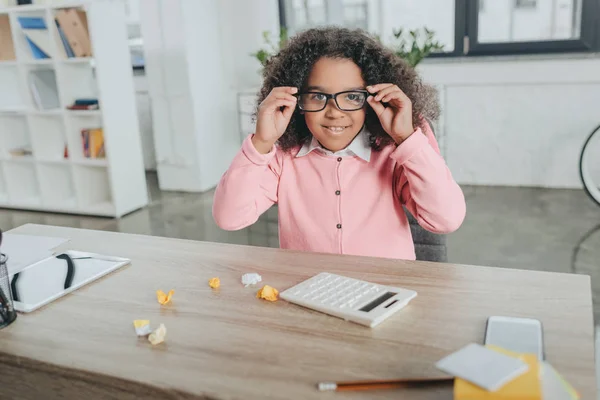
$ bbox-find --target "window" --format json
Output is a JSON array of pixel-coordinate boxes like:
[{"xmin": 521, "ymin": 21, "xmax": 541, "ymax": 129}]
[
  {"xmin": 279, "ymin": 0, "xmax": 600, "ymax": 57},
  {"xmin": 515, "ymin": 0, "xmax": 538, "ymax": 9},
  {"xmin": 280, "ymin": 0, "xmax": 372, "ymax": 36},
  {"xmin": 468, "ymin": 0, "xmax": 594, "ymax": 55},
  {"xmin": 478, "ymin": 0, "xmax": 581, "ymax": 43}
]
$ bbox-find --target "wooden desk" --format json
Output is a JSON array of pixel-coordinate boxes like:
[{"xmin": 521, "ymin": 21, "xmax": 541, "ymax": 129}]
[{"xmin": 0, "ymin": 224, "xmax": 596, "ymax": 399}]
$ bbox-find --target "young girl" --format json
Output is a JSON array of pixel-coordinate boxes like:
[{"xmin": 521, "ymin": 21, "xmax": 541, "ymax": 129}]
[{"xmin": 213, "ymin": 27, "xmax": 465, "ymax": 260}]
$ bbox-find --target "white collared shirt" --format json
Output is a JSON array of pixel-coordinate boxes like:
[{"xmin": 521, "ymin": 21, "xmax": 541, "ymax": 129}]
[{"xmin": 296, "ymin": 128, "xmax": 371, "ymax": 162}]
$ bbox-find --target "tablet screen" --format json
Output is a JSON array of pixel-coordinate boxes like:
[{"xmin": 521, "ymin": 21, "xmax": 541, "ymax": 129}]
[{"xmin": 9, "ymin": 253, "xmax": 126, "ymax": 311}]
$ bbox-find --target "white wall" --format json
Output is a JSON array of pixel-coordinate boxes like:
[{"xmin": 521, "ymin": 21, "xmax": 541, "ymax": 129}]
[{"xmin": 419, "ymin": 56, "xmax": 600, "ymax": 188}]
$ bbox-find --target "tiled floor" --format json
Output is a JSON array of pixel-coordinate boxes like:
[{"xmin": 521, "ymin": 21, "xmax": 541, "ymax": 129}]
[{"xmin": 1, "ymin": 173, "xmax": 599, "ymax": 318}]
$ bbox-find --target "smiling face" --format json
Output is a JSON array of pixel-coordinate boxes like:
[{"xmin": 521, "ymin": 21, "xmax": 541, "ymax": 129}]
[{"xmin": 302, "ymin": 57, "xmax": 367, "ymax": 152}]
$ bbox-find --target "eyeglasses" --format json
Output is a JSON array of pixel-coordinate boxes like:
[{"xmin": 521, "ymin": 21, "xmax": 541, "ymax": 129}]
[{"xmin": 296, "ymin": 90, "xmax": 368, "ymax": 112}]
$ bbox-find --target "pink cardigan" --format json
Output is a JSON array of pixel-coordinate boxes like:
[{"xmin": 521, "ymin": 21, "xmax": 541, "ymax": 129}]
[{"xmin": 213, "ymin": 126, "xmax": 466, "ymax": 260}]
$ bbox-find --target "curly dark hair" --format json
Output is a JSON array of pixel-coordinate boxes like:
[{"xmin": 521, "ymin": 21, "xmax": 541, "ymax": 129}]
[{"xmin": 256, "ymin": 27, "xmax": 440, "ymax": 151}]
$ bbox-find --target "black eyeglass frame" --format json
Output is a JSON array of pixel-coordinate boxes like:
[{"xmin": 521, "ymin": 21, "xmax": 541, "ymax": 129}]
[{"xmin": 295, "ymin": 89, "xmax": 369, "ymax": 112}]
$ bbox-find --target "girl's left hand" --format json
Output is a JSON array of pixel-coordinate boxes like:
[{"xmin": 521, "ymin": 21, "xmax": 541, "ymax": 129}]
[{"xmin": 366, "ymin": 84, "xmax": 414, "ymax": 144}]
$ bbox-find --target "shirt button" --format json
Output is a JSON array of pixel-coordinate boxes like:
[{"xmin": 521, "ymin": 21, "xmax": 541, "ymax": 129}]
[
  {"xmin": 337, "ymin": 157, "xmax": 342, "ymax": 162},
  {"xmin": 335, "ymin": 190, "xmax": 341, "ymax": 195},
  {"xmin": 336, "ymin": 224, "xmax": 342, "ymax": 229}
]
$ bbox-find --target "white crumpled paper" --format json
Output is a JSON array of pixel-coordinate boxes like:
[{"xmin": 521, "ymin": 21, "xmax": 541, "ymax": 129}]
[{"xmin": 241, "ymin": 273, "xmax": 262, "ymax": 287}]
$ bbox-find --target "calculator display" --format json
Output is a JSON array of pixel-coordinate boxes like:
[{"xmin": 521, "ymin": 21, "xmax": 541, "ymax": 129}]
[{"xmin": 359, "ymin": 292, "xmax": 396, "ymax": 312}]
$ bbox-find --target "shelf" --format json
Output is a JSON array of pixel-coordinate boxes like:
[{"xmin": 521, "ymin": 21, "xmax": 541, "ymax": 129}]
[
  {"xmin": 0, "ymin": 65, "xmax": 26, "ymax": 110},
  {"xmin": 0, "ymin": 108, "xmax": 27, "ymax": 114},
  {"xmin": 71, "ymin": 158, "xmax": 107, "ymax": 167},
  {"xmin": 29, "ymin": 113, "xmax": 67, "ymax": 160},
  {"xmin": 38, "ymin": 162, "xmax": 76, "ymax": 208},
  {"xmin": 28, "ymin": 109, "xmax": 62, "ymax": 115},
  {"xmin": 66, "ymin": 112, "xmax": 102, "ymax": 161},
  {"xmin": 24, "ymin": 59, "xmax": 54, "ymax": 66},
  {"xmin": 0, "ymin": 156, "xmax": 35, "ymax": 163},
  {"xmin": 2, "ymin": 3, "xmax": 86, "ymax": 13},
  {"xmin": 81, "ymin": 201, "xmax": 115, "ymax": 216},
  {"xmin": 73, "ymin": 164, "xmax": 113, "ymax": 211},
  {"xmin": 36, "ymin": 158, "xmax": 68, "ymax": 164},
  {"xmin": 0, "ymin": 1, "xmax": 148, "ymax": 217},
  {"xmin": 61, "ymin": 57, "xmax": 94, "ymax": 65},
  {"xmin": 57, "ymin": 60, "xmax": 97, "ymax": 107},
  {"xmin": 66, "ymin": 109, "xmax": 100, "ymax": 117},
  {"xmin": 0, "ymin": 113, "xmax": 31, "ymax": 159},
  {"xmin": 11, "ymin": 8, "xmax": 53, "ymax": 63},
  {"xmin": 26, "ymin": 66, "xmax": 61, "ymax": 111},
  {"xmin": 2, "ymin": 161, "xmax": 41, "ymax": 205}
]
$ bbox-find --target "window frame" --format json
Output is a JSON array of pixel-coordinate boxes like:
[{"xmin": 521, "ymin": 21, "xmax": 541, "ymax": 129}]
[
  {"xmin": 278, "ymin": 0, "xmax": 600, "ymax": 58},
  {"xmin": 466, "ymin": 0, "xmax": 599, "ymax": 55}
]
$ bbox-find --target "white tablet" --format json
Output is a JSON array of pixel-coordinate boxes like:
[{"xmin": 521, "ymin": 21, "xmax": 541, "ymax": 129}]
[{"xmin": 9, "ymin": 250, "xmax": 130, "ymax": 313}]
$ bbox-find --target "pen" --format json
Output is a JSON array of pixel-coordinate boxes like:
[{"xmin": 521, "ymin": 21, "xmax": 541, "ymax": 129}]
[{"xmin": 317, "ymin": 376, "xmax": 453, "ymax": 392}]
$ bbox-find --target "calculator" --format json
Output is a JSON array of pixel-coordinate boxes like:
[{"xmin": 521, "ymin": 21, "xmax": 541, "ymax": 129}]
[{"xmin": 279, "ymin": 272, "xmax": 417, "ymax": 328}]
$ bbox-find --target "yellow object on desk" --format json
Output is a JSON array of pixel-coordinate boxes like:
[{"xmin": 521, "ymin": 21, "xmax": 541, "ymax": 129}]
[
  {"xmin": 208, "ymin": 277, "xmax": 220, "ymax": 289},
  {"xmin": 156, "ymin": 289, "xmax": 174, "ymax": 305},
  {"xmin": 148, "ymin": 323, "xmax": 167, "ymax": 345},
  {"xmin": 257, "ymin": 285, "xmax": 279, "ymax": 301},
  {"xmin": 454, "ymin": 347, "xmax": 541, "ymax": 400},
  {"xmin": 133, "ymin": 320, "xmax": 152, "ymax": 336}
]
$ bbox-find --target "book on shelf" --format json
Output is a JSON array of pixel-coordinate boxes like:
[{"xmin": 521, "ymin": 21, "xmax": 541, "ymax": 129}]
[
  {"xmin": 0, "ymin": 15, "xmax": 16, "ymax": 61},
  {"xmin": 55, "ymin": 8, "xmax": 92, "ymax": 58},
  {"xmin": 81, "ymin": 128, "xmax": 105, "ymax": 159},
  {"xmin": 8, "ymin": 147, "xmax": 32, "ymax": 157},
  {"xmin": 67, "ymin": 98, "xmax": 99, "ymax": 110},
  {"xmin": 67, "ymin": 104, "xmax": 99, "ymax": 110},
  {"xmin": 17, "ymin": 17, "xmax": 52, "ymax": 59}
]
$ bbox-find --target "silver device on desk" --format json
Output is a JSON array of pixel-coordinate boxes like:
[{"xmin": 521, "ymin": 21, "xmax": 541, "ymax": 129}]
[{"xmin": 485, "ymin": 316, "xmax": 544, "ymax": 360}]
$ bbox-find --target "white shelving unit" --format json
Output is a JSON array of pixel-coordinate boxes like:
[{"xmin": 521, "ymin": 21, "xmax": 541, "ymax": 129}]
[{"xmin": 0, "ymin": 0, "xmax": 147, "ymax": 217}]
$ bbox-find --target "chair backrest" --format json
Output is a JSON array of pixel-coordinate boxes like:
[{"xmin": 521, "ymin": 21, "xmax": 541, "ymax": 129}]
[{"xmin": 405, "ymin": 209, "xmax": 448, "ymax": 262}]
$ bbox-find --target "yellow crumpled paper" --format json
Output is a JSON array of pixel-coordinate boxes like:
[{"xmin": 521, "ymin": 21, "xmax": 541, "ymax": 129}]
[
  {"xmin": 208, "ymin": 277, "xmax": 220, "ymax": 289},
  {"xmin": 133, "ymin": 320, "xmax": 152, "ymax": 336},
  {"xmin": 148, "ymin": 323, "xmax": 167, "ymax": 345},
  {"xmin": 156, "ymin": 289, "xmax": 174, "ymax": 305},
  {"xmin": 256, "ymin": 285, "xmax": 279, "ymax": 302}
]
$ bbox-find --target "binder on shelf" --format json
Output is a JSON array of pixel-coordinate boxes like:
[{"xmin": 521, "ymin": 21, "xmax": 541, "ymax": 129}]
[
  {"xmin": 55, "ymin": 9, "xmax": 92, "ymax": 58},
  {"xmin": 81, "ymin": 129, "xmax": 89, "ymax": 158},
  {"xmin": 23, "ymin": 29, "xmax": 56, "ymax": 58},
  {"xmin": 25, "ymin": 37, "xmax": 49, "ymax": 59},
  {"xmin": 74, "ymin": 99, "xmax": 98, "ymax": 106},
  {"xmin": 0, "ymin": 15, "xmax": 16, "ymax": 61},
  {"xmin": 81, "ymin": 128, "xmax": 105, "ymax": 159},
  {"xmin": 17, "ymin": 17, "xmax": 46, "ymax": 30},
  {"xmin": 17, "ymin": 17, "xmax": 52, "ymax": 59},
  {"xmin": 55, "ymin": 19, "xmax": 74, "ymax": 58}
]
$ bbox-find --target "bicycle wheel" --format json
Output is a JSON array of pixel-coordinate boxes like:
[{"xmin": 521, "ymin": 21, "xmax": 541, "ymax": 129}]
[{"xmin": 579, "ymin": 123, "xmax": 600, "ymax": 207}]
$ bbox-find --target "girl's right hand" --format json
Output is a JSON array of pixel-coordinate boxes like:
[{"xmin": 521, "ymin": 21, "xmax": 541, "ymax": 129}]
[{"xmin": 253, "ymin": 87, "xmax": 298, "ymax": 154}]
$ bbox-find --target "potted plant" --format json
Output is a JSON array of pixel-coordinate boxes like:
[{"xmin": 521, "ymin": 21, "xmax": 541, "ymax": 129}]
[
  {"xmin": 388, "ymin": 27, "xmax": 444, "ymax": 67},
  {"xmin": 251, "ymin": 28, "xmax": 288, "ymax": 67}
]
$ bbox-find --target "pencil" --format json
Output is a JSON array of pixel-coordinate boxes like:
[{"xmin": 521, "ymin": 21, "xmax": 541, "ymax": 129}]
[{"xmin": 317, "ymin": 376, "xmax": 454, "ymax": 392}]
